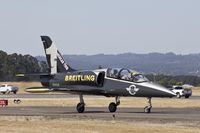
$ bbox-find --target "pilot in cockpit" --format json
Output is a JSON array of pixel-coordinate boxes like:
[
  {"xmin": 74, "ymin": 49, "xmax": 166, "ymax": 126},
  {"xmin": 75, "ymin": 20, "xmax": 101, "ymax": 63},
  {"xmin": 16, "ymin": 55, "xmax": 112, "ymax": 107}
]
[
  {"xmin": 120, "ymin": 73, "xmax": 131, "ymax": 80},
  {"xmin": 107, "ymin": 68, "xmax": 118, "ymax": 78},
  {"xmin": 112, "ymin": 69, "xmax": 118, "ymax": 78}
]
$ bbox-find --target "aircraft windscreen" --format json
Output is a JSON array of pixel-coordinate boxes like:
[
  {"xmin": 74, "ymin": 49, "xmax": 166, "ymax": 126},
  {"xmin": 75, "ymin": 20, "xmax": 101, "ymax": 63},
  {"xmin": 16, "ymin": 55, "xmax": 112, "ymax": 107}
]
[
  {"xmin": 106, "ymin": 68, "xmax": 149, "ymax": 83},
  {"xmin": 132, "ymin": 74, "xmax": 149, "ymax": 83}
]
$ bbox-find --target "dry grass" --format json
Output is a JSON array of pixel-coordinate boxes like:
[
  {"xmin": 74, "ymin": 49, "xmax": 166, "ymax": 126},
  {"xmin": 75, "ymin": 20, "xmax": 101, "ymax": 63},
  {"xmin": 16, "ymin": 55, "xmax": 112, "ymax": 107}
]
[
  {"xmin": 192, "ymin": 87, "xmax": 200, "ymax": 95},
  {"xmin": 0, "ymin": 117, "xmax": 199, "ymax": 133}
]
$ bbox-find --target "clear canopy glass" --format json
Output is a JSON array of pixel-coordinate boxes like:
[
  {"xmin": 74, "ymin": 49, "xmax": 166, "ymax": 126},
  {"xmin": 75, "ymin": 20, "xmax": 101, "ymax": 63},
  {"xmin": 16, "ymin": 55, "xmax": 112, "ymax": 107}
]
[{"xmin": 106, "ymin": 68, "xmax": 149, "ymax": 83}]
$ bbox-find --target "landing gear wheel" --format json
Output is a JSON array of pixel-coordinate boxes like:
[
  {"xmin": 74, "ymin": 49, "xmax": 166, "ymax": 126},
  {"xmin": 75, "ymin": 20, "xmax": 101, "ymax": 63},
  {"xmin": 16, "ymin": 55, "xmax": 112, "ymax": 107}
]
[
  {"xmin": 144, "ymin": 106, "xmax": 152, "ymax": 113},
  {"xmin": 144, "ymin": 97, "xmax": 152, "ymax": 113},
  {"xmin": 109, "ymin": 102, "xmax": 117, "ymax": 112},
  {"xmin": 76, "ymin": 103, "xmax": 85, "ymax": 113}
]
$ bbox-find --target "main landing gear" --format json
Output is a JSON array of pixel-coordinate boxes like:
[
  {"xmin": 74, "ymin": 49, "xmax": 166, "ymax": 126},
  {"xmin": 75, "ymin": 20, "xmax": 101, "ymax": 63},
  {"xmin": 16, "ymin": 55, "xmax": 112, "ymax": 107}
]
[
  {"xmin": 144, "ymin": 97, "xmax": 152, "ymax": 113},
  {"xmin": 108, "ymin": 96, "xmax": 120, "ymax": 112},
  {"xmin": 76, "ymin": 95, "xmax": 152, "ymax": 113},
  {"xmin": 76, "ymin": 94, "xmax": 85, "ymax": 113},
  {"xmin": 76, "ymin": 95, "xmax": 121, "ymax": 113}
]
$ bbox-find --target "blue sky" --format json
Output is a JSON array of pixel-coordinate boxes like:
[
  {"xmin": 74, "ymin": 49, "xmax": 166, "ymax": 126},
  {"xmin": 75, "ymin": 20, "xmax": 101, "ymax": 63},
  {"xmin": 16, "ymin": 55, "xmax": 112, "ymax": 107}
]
[{"xmin": 0, "ymin": 0, "xmax": 200, "ymax": 56}]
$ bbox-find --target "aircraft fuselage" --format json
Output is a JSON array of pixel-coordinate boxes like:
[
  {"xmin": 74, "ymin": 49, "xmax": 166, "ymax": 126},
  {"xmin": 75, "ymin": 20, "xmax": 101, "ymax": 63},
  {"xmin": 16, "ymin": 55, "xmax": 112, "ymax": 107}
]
[{"xmin": 39, "ymin": 68, "xmax": 175, "ymax": 98}]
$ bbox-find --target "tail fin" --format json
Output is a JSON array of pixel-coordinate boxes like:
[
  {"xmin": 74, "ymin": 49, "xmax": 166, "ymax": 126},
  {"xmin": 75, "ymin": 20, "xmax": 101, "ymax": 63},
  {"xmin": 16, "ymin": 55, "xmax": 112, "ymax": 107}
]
[{"xmin": 41, "ymin": 36, "xmax": 75, "ymax": 74}]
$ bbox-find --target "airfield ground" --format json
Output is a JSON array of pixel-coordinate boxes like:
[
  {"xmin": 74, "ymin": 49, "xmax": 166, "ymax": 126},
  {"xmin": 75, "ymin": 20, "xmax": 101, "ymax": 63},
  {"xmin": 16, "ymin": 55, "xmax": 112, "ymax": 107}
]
[
  {"xmin": 0, "ymin": 82, "xmax": 200, "ymax": 133},
  {"xmin": 0, "ymin": 117, "xmax": 199, "ymax": 133}
]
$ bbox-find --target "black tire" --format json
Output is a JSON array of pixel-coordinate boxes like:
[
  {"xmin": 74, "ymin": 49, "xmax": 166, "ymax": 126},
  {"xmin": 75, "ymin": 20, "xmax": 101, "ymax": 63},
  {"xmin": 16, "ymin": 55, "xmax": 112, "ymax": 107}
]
[
  {"xmin": 108, "ymin": 102, "xmax": 117, "ymax": 112},
  {"xmin": 144, "ymin": 106, "xmax": 151, "ymax": 113},
  {"xmin": 13, "ymin": 91, "xmax": 17, "ymax": 94},
  {"xmin": 185, "ymin": 95, "xmax": 189, "ymax": 99},
  {"xmin": 76, "ymin": 103, "xmax": 85, "ymax": 113},
  {"xmin": 2, "ymin": 92, "xmax": 6, "ymax": 94}
]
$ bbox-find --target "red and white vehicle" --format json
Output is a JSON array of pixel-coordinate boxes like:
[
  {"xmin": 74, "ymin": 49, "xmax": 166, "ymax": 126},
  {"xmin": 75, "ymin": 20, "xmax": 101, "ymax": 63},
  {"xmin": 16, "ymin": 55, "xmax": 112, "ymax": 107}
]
[{"xmin": 0, "ymin": 84, "xmax": 18, "ymax": 94}]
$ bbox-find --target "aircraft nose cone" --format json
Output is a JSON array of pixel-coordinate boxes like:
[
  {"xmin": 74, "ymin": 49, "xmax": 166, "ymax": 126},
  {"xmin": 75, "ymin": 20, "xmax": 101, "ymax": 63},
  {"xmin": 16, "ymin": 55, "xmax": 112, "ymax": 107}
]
[
  {"xmin": 140, "ymin": 82, "xmax": 176, "ymax": 97},
  {"xmin": 151, "ymin": 83, "xmax": 176, "ymax": 97}
]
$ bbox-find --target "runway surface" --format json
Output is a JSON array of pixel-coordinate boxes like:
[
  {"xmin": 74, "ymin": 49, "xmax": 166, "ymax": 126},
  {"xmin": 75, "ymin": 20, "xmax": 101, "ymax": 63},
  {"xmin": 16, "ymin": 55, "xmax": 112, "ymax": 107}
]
[{"xmin": 0, "ymin": 106, "xmax": 200, "ymax": 124}]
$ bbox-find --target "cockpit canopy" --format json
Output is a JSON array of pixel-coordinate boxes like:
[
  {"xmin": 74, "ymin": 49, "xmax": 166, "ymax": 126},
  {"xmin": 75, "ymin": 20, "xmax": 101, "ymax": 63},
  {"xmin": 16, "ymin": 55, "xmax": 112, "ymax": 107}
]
[{"xmin": 106, "ymin": 68, "xmax": 149, "ymax": 83}]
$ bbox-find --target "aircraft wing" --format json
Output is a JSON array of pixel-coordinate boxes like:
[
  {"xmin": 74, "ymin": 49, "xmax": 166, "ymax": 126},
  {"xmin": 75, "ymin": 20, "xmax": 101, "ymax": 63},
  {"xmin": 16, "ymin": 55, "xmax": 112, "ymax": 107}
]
[
  {"xmin": 25, "ymin": 87, "xmax": 77, "ymax": 93},
  {"xmin": 16, "ymin": 73, "xmax": 50, "ymax": 77},
  {"xmin": 25, "ymin": 87, "xmax": 51, "ymax": 93},
  {"xmin": 25, "ymin": 86, "xmax": 105, "ymax": 95}
]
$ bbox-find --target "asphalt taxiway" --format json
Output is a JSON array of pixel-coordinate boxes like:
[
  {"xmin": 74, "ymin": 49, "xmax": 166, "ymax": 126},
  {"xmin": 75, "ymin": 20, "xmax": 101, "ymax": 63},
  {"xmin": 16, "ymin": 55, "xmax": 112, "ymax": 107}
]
[{"xmin": 0, "ymin": 106, "xmax": 200, "ymax": 124}]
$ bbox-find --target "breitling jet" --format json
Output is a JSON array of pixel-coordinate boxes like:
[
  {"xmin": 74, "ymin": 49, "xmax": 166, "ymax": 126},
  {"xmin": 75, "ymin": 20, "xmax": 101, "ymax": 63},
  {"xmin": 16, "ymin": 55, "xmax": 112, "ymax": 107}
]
[{"xmin": 17, "ymin": 36, "xmax": 176, "ymax": 113}]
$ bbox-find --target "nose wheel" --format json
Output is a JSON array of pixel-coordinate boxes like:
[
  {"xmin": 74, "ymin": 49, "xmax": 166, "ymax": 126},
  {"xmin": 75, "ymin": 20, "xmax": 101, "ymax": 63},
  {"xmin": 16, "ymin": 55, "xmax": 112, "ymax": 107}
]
[
  {"xmin": 108, "ymin": 96, "xmax": 120, "ymax": 112},
  {"xmin": 76, "ymin": 94, "xmax": 85, "ymax": 113},
  {"xmin": 144, "ymin": 106, "xmax": 151, "ymax": 113},
  {"xmin": 77, "ymin": 102, "xmax": 85, "ymax": 113},
  {"xmin": 144, "ymin": 97, "xmax": 152, "ymax": 113}
]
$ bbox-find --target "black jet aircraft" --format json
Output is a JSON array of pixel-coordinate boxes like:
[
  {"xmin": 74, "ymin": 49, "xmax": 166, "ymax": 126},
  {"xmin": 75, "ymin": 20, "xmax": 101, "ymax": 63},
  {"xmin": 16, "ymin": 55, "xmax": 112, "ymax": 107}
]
[{"xmin": 18, "ymin": 36, "xmax": 176, "ymax": 113}]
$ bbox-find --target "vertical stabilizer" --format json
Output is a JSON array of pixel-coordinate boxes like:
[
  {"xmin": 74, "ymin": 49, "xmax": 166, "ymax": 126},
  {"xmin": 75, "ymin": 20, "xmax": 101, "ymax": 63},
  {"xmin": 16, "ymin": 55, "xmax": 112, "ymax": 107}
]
[{"xmin": 41, "ymin": 36, "xmax": 75, "ymax": 74}]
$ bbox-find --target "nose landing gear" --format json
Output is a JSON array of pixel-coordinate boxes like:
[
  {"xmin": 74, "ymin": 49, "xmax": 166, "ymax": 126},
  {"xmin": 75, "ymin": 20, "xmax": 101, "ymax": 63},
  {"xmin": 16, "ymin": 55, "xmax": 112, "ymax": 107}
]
[
  {"xmin": 108, "ymin": 96, "xmax": 120, "ymax": 112},
  {"xmin": 144, "ymin": 97, "xmax": 152, "ymax": 113}
]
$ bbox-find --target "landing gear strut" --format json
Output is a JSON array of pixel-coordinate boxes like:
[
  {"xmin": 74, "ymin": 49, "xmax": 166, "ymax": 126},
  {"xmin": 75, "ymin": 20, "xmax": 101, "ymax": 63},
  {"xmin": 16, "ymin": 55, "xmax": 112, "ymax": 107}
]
[
  {"xmin": 144, "ymin": 97, "xmax": 152, "ymax": 113},
  {"xmin": 108, "ymin": 96, "xmax": 120, "ymax": 112},
  {"xmin": 76, "ymin": 94, "xmax": 85, "ymax": 113}
]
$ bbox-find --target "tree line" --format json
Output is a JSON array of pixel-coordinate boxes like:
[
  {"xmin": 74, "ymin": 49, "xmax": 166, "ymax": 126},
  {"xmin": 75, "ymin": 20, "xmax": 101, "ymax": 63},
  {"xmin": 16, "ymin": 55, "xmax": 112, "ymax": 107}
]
[{"xmin": 0, "ymin": 50, "xmax": 47, "ymax": 81}]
